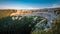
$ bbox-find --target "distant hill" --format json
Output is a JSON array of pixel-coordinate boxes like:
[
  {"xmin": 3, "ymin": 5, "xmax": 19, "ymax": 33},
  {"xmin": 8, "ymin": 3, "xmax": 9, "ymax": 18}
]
[
  {"xmin": 0, "ymin": 7, "xmax": 60, "ymax": 18},
  {"xmin": 0, "ymin": 9, "xmax": 17, "ymax": 18}
]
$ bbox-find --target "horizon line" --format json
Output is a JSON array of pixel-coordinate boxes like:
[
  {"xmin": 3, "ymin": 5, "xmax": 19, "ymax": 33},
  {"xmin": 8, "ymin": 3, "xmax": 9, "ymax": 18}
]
[{"xmin": 0, "ymin": 7, "xmax": 60, "ymax": 10}]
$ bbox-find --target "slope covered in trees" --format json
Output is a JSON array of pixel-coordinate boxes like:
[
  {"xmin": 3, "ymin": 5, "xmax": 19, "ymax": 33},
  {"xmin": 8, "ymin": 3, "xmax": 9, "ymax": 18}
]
[{"xmin": 0, "ymin": 16, "xmax": 47, "ymax": 34}]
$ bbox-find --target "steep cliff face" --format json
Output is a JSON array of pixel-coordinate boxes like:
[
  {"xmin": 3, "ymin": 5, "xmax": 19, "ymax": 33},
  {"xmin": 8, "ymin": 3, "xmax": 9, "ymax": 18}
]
[{"xmin": 0, "ymin": 9, "xmax": 17, "ymax": 18}]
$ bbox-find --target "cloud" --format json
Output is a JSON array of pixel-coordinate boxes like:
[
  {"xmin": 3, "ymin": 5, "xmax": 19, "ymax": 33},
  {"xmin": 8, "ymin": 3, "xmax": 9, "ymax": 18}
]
[
  {"xmin": 52, "ymin": 3, "xmax": 60, "ymax": 8},
  {"xmin": 0, "ymin": 4, "xmax": 39, "ymax": 9},
  {"xmin": 44, "ymin": 2, "xmax": 60, "ymax": 8},
  {"xmin": 51, "ymin": 1, "xmax": 60, "ymax": 8}
]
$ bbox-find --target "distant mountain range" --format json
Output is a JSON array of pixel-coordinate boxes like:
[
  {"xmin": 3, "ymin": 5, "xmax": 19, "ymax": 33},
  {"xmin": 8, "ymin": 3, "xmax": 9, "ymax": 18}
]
[{"xmin": 0, "ymin": 7, "xmax": 60, "ymax": 18}]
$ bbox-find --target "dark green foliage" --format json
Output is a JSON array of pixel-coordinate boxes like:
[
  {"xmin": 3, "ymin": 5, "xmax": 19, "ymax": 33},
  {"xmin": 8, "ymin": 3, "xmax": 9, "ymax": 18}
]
[{"xmin": 0, "ymin": 16, "xmax": 43, "ymax": 34}]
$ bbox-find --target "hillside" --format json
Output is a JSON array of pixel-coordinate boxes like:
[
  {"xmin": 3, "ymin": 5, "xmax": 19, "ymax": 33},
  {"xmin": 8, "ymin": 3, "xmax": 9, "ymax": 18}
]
[
  {"xmin": 0, "ymin": 9, "xmax": 17, "ymax": 18},
  {"xmin": 0, "ymin": 7, "xmax": 60, "ymax": 18}
]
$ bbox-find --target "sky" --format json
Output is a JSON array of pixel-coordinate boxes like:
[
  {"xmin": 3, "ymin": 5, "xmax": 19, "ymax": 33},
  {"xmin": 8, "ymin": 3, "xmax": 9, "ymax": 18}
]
[{"xmin": 0, "ymin": 0, "xmax": 60, "ymax": 9}]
